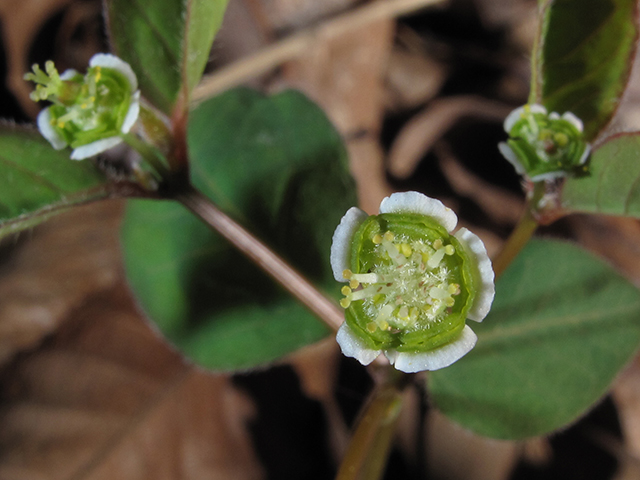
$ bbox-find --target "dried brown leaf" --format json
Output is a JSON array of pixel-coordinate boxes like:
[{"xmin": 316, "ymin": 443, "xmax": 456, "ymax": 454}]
[
  {"xmin": 0, "ymin": 201, "xmax": 123, "ymax": 367},
  {"xmin": 0, "ymin": 284, "xmax": 263, "ymax": 480}
]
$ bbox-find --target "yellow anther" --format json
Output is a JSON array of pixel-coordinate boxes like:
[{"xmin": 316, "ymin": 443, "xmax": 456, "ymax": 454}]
[
  {"xmin": 366, "ymin": 322, "xmax": 377, "ymax": 333},
  {"xmin": 448, "ymin": 283, "xmax": 460, "ymax": 295},
  {"xmin": 433, "ymin": 239, "xmax": 443, "ymax": 250},
  {"xmin": 378, "ymin": 320, "xmax": 389, "ymax": 331},
  {"xmin": 341, "ymin": 286, "xmax": 352, "ymax": 296},
  {"xmin": 340, "ymin": 298, "xmax": 351, "ymax": 308},
  {"xmin": 372, "ymin": 234, "xmax": 383, "ymax": 244},
  {"xmin": 81, "ymin": 103, "xmax": 87, "ymax": 109},
  {"xmin": 421, "ymin": 252, "xmax": 430, "ymax": 263},
  {"xmin": 57, "ymin": 121, "xmax": 65, "ymax": 129},
  {"xmin": 383, "ymin": 231, "xmax": 394, "ymax": 242},
  {"xmin": 343, "ymin": 269, "xmax": 352, "ymax": 280},
  {"xmin": 444, "ymin": 245, "xmax": 455, "ymax": 255},
  {"xmin": 394, "ymin": 244, "xmax": 402, "ymax": 252},
  {"xmin": 349, "ymin": 279, "xmax": 359, "ymax": 289},
  {"xmin": 401, "ymin": 243, "xmax": 412, "ymax": 257},
  {"xmin": 409, "ymin": 307, "xmax": 419, "ymax": 319},
  {"xmin": 445, "ymin": 297, "xmax": 455, "ymax": 307}
]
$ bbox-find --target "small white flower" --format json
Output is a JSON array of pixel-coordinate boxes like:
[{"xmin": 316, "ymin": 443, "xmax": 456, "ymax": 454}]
[
  {"xmin": 499, "ymin": 103, "xmax": 590, "ymax": 181},
  {"xmin": 26, "ymin": 53, "xmax": 140, "ymax": 160},
  {"xmin": 331, "ymin": 191, "xmax": 495, "ymax": 373}
]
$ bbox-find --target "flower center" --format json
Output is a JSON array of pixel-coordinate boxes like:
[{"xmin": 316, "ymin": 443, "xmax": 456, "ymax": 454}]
[{"xmin": 340, "ymin": 230, "xmax": 461, "ymax": 334}]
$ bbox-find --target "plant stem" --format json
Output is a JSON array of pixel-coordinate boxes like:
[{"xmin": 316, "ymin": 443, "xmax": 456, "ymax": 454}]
[
  {"xmin": 335, "ymin": 369, "xmax": 406, "ymax": 480},
  {"xmin": 492, "ymin": 203, "xmax": 538, "ymax": 279},
  {"xmin": 174, "ymin": 184, "xmax": 344, "ymax": 332}
]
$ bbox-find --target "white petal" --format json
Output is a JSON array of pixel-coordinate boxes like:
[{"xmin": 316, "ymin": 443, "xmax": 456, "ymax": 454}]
[
  {"xmin": 562, "ymin": 111, "xmax": 584, "ymax": 132},
  {"xmin": 529, "ymin": 104, "xmax": 547, "ymax": 114},
  {"xmin": 70, "ymin": 136, "xmax": 123, "ymax": 160},
  {"xmin": 578, "ymin": 144, "xmax": 591, "ymax": 165},
  {"xmin": 379, "ymin": 191, "xmax": 457, "ymax": 232},
  {"xmin": 90, "ymin": 53, "xmax": 138, "ymax": 91},
  {"xmin": 59, "ymin": 69, "xmax": 79, "ymax": 80},
  {"xmin": 336, "ymin": 323, "xmax": 382, "ymax": 366},
  {"xmin": 37, "ymin": 108, "xmax": 67, "ymax": 150},
  {"xmin": 391, "ymin": 325, "xmax": 477, "ymax": 372},
  {"xmin": 331, "ymin": 207, "xmax": 368, "ymax": 281},
  {"xmin": 121, "ymin": 91, "xmax": 140, "ymax": 133},
  {"xmin": 455, "ymin": 228, "xmax": 495, "ymax": 322},
  {"xmin": 503, "ymin": 106, "xmax": 526, "ymax": 133},
  {"xmin": 529, "ymin": 171, "xmax": 567, "ymax": 182},
  {"xmin": 498, "ymin": 142, "xmax": 526, "ymax": 175},
  {"xmin": 548, "ymin": 112, "xmax": 560, "ymax": 121}
]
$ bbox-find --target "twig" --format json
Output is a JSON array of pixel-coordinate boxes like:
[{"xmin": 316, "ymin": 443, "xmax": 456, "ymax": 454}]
[
  {"xmin": 192, "ymin": 0, "xmax": 447, "ymax": 102},
  {"xmin": 175, "ymin": 184, "xmax": 345, "ymax": 332}
]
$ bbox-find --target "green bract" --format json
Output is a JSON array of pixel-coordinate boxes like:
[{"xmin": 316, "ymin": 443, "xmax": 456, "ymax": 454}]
[
  {"xmin": 498, "ymin": 104, "xmax": 590, "ymax": 182},
  {"xmin": 331, "ymin": 192, "xmax": 495, "ymax": 373},
  {"xmin": 25, "ymin": 54, "xmax": 140, "ymax": 160}
]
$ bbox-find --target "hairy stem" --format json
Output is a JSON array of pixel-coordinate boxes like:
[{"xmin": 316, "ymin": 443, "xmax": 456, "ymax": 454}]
[
  {"xmin": 336, "ymin": 370, "xmax": 406, "ymax": 480},
  {"xmin": 174, "ymin": 184, "xmax": 344, "ymax": 332}
]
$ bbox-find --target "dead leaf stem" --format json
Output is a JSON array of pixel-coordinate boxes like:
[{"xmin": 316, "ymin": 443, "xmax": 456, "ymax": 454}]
[{"xmin": 192, "ymin": 0, "xmax": 447, "ymax": 102}]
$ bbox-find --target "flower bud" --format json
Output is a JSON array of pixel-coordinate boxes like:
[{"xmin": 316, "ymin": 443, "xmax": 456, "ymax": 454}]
[
  {"xmin": 498, "ymin": 104, "xmax": 590, "ymax": 181},
  {"xmin": 330, "ymin": 191, "xmax": 495, "ymax": 373},
  {"xmin": 25, "ymin": 53, "xmax": 140, "ymax": 160}
]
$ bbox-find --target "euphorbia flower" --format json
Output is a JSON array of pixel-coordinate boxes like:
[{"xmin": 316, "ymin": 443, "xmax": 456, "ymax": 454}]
[
  {"xmin": 498, "ymin": 104, "xmax": 590, "ymax": 181},
  {"xmin": 330, "ymin": 191, "xmax": 495, "ymax": 373},
  {"xmin": 25, "ymin": 53, "xmax": 140, "ymax": 160}
]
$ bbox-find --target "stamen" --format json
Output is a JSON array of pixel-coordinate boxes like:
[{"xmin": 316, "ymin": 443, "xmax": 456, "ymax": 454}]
[
  {"xmin": 349, "ymin": 279, "xmax": 359, "ymax": 289},
  {"xmin": 444, "ymin": 245, "xmax": 455, "ymax": 255},
  {"xmin": 351, "ymin": 273, "xmax": 379, "ymax": 284},
  {"xmin": 341, "ymin": 286, "xmax": 352, "ymax": 296},
  {"xmin": 429, "ymin": 286, "xmax": 450, "ymax": 300},
  {"xmin": 372, "ymin": 234, "xmax": 383, "ymax": 244},
  {"xmin": 340, "ymin": 298, "xmax": 351, "ymax": 308},
  {"xmin": 427, "ymin": 248, "xmax": 446, "ymax": 268}
]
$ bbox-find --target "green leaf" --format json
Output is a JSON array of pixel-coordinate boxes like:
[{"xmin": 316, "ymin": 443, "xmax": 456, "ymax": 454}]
[
  {"xmin": 562, "ymin": 133, "xmax": 640, "ymax": 216},
  {"xmin": 0, "ymin": 124, "xmax": 110, "ymax": 239},
  {"xmin": 105, "ymin": 0, "xmax": 229, "ymax": 113},
  {"xmin": 429, "ymin": 239, "xmax": 640, "ymax": 439},
  {"xmin": 121, "ymin": 88, "xmax": 356, "ymax": 371},
  {"xmin": 530, "ymin": 0, "xmax": 638, "ymax": 140}
]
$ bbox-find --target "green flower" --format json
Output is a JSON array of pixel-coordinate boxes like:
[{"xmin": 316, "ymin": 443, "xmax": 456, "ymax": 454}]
[
  {"xmin": 498, "ymin": 104, "xmax": 590, "ymax": 181},
  {"xmin": 25, "ymin": 53, "xmax": 140, "ymax": 160},
  {"xmin": 330, "ymin": 191, "xmax": 495, "ymax": 373}
]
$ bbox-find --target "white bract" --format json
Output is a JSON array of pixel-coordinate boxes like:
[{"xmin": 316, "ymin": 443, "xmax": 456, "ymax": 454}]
[
  {"xmin": 331, "ymin": 191, "xmax": 495, "ymax": 373},
  {"xmin": 26, "ymin": 53, "xmax": 140, "ymax": 160}
]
